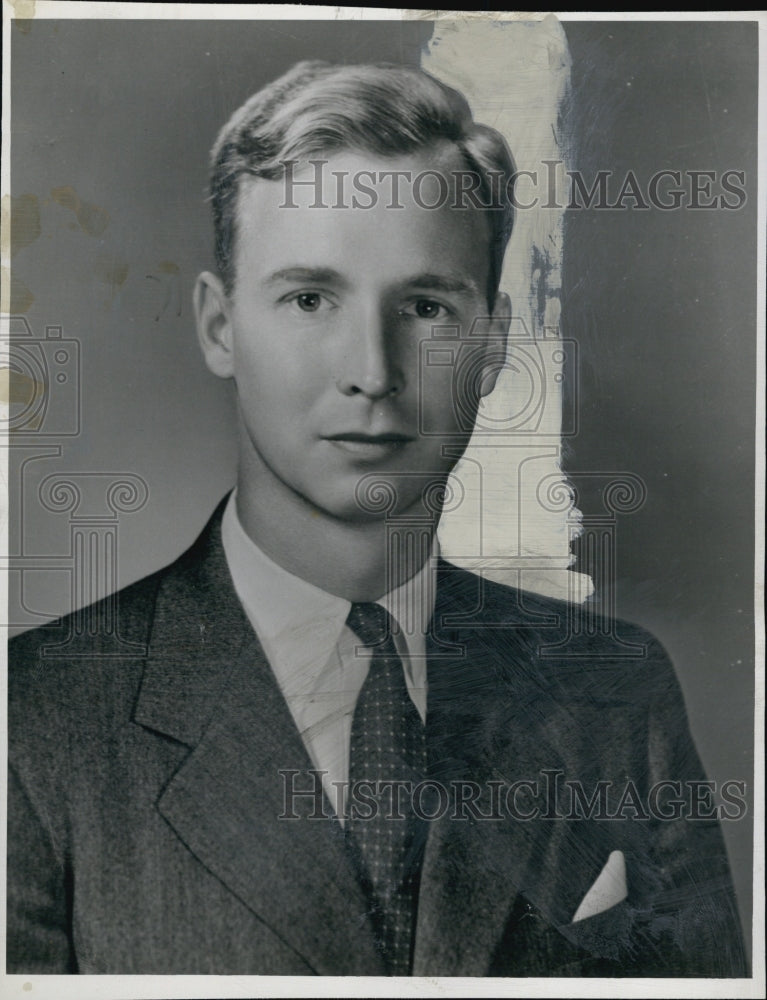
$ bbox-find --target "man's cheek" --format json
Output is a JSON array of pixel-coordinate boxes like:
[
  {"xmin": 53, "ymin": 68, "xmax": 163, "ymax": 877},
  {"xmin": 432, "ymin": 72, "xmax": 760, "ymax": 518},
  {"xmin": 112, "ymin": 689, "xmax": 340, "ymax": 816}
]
[{"xmin": 421, "ymin": 380, "xmax": 461, "ymax": 434}]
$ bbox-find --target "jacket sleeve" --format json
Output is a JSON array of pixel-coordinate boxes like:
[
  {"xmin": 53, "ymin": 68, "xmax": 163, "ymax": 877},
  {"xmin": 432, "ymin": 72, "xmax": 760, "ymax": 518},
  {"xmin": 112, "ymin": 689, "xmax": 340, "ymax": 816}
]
[
  {"xmin": 627, "ymin": 634, "xmax": 749, "ymax": 977},
  {"xmin": 6, "ymin": 763, "xmax": 76, "ymax": 973}
]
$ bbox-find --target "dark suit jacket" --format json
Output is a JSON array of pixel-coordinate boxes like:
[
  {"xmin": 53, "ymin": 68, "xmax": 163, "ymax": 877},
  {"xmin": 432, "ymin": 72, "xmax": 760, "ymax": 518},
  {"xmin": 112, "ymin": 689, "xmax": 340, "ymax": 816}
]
[{"xmin": 7, "ymin": 500, "xmax": 747, "ymax": 976}]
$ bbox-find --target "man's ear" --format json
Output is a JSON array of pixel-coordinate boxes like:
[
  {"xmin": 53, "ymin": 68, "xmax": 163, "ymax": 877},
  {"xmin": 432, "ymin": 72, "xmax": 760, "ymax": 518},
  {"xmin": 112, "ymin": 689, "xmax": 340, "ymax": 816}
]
[
  {"xmin": 478, "ymin": 290, "xmax": 511, "ymax": 398},
  {"xmin": 193, "ymin": 271, "xmax": 235, "ymax": 379}
]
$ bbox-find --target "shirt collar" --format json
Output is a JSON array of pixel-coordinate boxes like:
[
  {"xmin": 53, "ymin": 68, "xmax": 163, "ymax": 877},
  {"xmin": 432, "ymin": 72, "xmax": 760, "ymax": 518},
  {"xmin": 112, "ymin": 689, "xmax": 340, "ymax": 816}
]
[{"xmin": 221, "ymin": 490, "xmax": 437, "ymax": 697}]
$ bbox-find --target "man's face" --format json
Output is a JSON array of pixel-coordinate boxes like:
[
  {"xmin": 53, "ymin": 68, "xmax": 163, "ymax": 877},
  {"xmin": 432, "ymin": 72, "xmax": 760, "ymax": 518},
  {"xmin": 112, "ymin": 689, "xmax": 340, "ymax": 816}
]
[{"xmin": 197, "ymin": 146, "xmax": 509, "ymax": 523}]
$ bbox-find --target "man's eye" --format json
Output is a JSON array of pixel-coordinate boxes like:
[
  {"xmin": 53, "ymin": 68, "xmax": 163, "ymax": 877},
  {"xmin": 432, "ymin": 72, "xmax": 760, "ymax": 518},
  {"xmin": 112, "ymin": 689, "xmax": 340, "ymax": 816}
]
[
  {"xmin": 294, "ymin": 292, "xmax": 324, "ymax": 312},
  {"xmin": 402, "ymin": 299, "xmax": 450, "ymax": 320}
]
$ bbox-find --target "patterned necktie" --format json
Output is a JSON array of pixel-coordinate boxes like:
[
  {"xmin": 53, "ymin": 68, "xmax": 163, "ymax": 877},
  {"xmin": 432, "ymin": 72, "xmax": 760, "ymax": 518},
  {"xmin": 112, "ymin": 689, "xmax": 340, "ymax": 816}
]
[{"xmin": 345, "ymin": 601, "xmax": 428, "ymax": 976}]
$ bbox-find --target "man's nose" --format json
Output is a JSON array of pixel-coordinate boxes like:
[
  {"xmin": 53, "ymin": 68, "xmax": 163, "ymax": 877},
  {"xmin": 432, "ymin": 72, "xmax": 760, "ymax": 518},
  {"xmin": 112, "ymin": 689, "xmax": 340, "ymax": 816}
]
[{"xmin": 336, "ymin": 309, "xmax": 405, "ymax": 400}]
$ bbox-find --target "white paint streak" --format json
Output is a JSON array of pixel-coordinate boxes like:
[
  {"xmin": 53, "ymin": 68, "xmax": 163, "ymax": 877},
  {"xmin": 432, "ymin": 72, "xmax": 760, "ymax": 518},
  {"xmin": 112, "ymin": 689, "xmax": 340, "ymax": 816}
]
[{"xmin": 424, "ymin": 17, "xmax": 592, "ymax": 602}]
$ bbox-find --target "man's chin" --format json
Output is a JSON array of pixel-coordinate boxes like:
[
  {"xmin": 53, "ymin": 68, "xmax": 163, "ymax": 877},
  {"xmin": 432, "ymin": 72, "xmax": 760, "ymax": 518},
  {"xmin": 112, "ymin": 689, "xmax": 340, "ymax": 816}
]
[{"xmin": 315, "ymin": 473, "xmax": 453, "ymax": 525}]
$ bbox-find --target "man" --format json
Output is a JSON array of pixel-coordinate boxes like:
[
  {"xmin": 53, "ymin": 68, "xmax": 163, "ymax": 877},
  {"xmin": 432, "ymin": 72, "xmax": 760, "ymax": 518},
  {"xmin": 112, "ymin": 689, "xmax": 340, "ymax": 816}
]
[{"xmin": 6, "ymin": 61, "xmax": 746, "ymax": 977}]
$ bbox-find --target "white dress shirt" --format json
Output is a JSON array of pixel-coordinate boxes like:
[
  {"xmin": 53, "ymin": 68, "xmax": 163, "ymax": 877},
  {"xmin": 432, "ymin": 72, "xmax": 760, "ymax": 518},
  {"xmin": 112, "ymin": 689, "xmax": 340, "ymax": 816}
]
[{"xmin": 221, "ymin": 491, "xmax": 436, "ymax": 822}]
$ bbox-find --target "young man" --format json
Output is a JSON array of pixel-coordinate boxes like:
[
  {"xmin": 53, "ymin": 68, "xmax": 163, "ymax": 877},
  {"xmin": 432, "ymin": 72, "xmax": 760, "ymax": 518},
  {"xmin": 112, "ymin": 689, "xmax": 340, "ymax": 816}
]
[{"xmin": 7, "ymin": 61, "xmax": 746, "ymax": 977}]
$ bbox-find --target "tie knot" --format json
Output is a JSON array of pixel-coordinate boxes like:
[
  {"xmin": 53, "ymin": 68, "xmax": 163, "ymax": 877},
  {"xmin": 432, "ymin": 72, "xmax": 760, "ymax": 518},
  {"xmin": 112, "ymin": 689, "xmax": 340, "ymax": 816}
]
[{"xmin": 346, "ymin": 601, "xmax": 396, "ymax": 649}]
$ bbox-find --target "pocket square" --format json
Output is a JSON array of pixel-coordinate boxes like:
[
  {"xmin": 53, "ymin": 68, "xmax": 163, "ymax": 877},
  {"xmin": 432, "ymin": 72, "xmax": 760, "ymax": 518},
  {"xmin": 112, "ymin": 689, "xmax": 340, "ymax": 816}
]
[{"xmin": 571, "ymin": 849, "xmax": 627, "ymax": 923}]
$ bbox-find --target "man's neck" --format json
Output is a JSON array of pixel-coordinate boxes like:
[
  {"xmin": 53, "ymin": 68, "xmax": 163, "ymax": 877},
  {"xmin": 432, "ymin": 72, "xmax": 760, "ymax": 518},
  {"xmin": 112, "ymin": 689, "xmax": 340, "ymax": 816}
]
[{"xmin": 235, "ymin": 475, "xmax": 438, "ymax": 603}]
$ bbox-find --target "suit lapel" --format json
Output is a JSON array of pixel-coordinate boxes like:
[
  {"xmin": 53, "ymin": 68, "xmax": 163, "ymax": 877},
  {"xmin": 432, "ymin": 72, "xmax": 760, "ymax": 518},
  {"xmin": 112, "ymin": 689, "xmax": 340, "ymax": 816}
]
[{"xmin": 133, "ymin": 503, "xmax": 385, "ymax": 975}]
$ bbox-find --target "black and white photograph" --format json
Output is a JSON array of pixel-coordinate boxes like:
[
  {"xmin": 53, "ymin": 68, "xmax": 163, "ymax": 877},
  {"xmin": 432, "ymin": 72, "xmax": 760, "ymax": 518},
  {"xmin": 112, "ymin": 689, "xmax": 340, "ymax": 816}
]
[{"xmin": 1, "ymin": 5, "xmax": 763, "ymax": 997}]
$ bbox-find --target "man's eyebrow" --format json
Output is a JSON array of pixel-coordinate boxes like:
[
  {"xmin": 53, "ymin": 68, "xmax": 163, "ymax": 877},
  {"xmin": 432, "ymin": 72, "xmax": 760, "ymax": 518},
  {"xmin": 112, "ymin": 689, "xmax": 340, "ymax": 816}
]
[
  {"xmin": 262, "ymin": 268, "xmax": 480, "ymax": 297},
  {"xmin": 406, "ymin": 273, "xmax": 481, "ymax": 297},
  {"xmin": 263, "ymin": 267, "xmax": 348, "ymax": 286}
]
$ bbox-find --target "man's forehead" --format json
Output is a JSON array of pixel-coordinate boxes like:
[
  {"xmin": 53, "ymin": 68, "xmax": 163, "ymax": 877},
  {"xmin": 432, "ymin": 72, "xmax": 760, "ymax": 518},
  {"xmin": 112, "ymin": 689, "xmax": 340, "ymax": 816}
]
[
  {"xmin": 236, "ymin": 142, "xmax": 481, "ymax": 211},
  {"xmin": 232, "ymin": 170, "xmax": 493, "ymax": 300}
]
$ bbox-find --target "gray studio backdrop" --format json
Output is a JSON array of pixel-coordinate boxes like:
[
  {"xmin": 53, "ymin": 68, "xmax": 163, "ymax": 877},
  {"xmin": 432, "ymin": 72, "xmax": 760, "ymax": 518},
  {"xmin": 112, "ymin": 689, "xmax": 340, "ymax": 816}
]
[{"xmin": 7, "ymin": 18, "xmax": 756, "ymax": 955}]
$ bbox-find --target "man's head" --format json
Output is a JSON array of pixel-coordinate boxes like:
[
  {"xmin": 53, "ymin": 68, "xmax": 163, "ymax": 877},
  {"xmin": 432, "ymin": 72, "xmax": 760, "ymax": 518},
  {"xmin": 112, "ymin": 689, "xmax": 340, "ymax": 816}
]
[{"xmin": 195, "ymin": 61, "xmax": 516, "ymax": 528}]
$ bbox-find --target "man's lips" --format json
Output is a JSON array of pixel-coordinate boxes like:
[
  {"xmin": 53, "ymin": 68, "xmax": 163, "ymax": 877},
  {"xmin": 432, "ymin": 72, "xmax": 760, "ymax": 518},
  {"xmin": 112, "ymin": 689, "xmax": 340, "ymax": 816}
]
[
  {"xmin": 322, "ymin": 431, "xmax": 415, "ymax": 458},
  {"xmin": 324, "ymin": 432, "xmax": 414, "ymax": 444}
]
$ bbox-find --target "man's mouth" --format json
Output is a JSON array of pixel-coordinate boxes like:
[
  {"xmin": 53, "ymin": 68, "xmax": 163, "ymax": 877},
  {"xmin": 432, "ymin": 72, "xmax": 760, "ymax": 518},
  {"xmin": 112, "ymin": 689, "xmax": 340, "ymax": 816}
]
[{"xmin": 323, "ymin": 431, "xmax": 414, "ymax": 458}]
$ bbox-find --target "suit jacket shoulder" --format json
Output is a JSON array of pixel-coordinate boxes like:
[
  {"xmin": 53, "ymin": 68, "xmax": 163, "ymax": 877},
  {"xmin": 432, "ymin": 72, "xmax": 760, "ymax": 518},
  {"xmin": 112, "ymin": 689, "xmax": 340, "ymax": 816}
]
[
  {"xmin": 434, "ymin": 560, "xmax": 684, "ymax": 714},
  {"xmin": 9, "ymin": 495, "xmax": 229, "ymax": 702}
]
